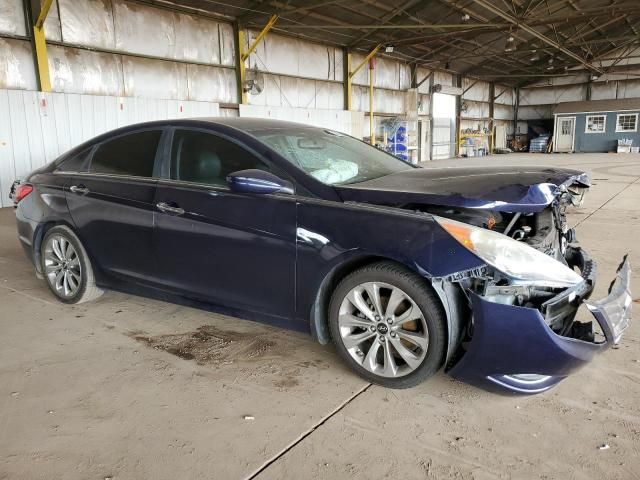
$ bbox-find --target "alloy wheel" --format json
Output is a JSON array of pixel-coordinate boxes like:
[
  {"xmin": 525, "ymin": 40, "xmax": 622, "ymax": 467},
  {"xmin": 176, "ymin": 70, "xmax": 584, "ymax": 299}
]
[
  {"xmin": 43, "ymin": 234, "xmax": 82, "ymax": 299},
  {"xmin": 338, "ymin": 282, "xmax": 429, "ymax": 378}
]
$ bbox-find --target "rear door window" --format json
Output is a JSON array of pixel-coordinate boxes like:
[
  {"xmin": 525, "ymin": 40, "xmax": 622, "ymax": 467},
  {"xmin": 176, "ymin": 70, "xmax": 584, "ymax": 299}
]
[{"xmin": 91, "ymin": 130, "xmax": 162, "ymax": 177}]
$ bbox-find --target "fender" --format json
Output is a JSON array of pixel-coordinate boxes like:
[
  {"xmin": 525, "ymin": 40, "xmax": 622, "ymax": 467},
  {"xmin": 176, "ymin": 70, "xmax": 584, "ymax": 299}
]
[{"xmin": 296, "ymin": 198, "xmax": 484, "ymax": 352}]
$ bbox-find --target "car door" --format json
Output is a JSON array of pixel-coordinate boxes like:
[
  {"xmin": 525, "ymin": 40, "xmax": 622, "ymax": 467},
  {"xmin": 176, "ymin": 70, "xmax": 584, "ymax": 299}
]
[
  {"xmin": 152, "ymin": 128, "xmax": 297, "ymax": 319},
  {"xmin": 65, "ymin": 128, "xmax": 165, "ymax": 283}
]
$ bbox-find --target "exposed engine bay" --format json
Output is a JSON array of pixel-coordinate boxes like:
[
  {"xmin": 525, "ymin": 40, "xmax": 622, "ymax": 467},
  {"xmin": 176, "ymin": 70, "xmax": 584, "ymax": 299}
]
[
  {"xmin": 418, "ymin": 182, "xmax": 595, "ymax": 344},
  {"xmin": 411, "ymin": 183, "xmax": 588, "ymax": 263}
]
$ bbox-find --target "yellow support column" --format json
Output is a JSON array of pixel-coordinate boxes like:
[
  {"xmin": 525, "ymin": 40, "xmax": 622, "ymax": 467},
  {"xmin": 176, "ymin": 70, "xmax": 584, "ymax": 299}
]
[
  {"xmin": 237, "ymin": 29, "xmax": 247, "ymax": 104},
  {"xmin": 238, "ymin": 15, "xmax": 278, "ymax": 105},
  {"xmin": 369, "ymin": 59, "xmax": 375, "ymax": 145},
  {"xmin": 33, "ymin": 27, "xmax": 51, "ymax": 92},
  {"xmin": 346, "ymin": 44, "xmax": 381, "ymax": 113},
  {"xmin": 33, "ymin": 0, "xmax": 54, "ymax": 92},
  {"xmin": 345, "ymin": 52, "xmax": 352, "ymax": 110}
]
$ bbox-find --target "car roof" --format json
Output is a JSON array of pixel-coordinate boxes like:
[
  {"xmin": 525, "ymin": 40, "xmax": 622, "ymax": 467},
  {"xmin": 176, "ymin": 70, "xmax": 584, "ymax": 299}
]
[
  {"xmin": 124, "ymin": 117, "xmax": 320, "ymax": 132},
  {"xmin": 194, "ymin": 117, "xmax": 318, "ymax": 131},
  {"xmin": 54, "ymin": 117, "xmax": 322, "ymax": 165}
]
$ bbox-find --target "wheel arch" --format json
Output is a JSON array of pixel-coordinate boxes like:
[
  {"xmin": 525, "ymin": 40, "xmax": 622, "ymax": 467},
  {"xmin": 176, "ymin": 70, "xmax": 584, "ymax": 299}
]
[
  {"xmin": 33, "ymin": 220, "xmax": 77, "ymax": 275},
  {"xmin": 309, "ymin": 254, "xmax": 453, "ymax": 348},
  {"xmin": 33, "ymin": 221, "xmax": 98, "ymax": 279}
]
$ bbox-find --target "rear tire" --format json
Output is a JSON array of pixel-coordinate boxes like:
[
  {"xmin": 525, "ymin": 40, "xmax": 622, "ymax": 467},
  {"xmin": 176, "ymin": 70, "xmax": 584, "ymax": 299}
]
[
  {"xmin": 41, "ymin": 225, "xmax": 103, "ymax": 304},
  {"xmin": 328, "ymin": 261, "xmax": 447, "ymax": 389}
]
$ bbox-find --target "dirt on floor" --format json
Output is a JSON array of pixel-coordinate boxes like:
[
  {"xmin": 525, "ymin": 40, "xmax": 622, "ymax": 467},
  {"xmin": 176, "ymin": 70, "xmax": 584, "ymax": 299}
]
[{"xmin": 1, "ymin": 152, "xmax": 640, "ymax": 480}]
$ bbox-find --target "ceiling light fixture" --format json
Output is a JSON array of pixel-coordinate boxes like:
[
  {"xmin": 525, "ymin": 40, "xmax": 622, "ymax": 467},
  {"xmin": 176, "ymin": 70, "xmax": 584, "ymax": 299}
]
[
  {"xmin": 385, "ymin": 44, "xmax": 394, "ymax": 53},
  {"xmin": 504, "ymin": 34, "xmax": 516, "ymax": 52}
]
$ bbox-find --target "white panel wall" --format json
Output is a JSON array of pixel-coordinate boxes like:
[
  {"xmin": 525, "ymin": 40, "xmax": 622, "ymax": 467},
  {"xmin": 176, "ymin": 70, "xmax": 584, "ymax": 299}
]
[
  {"xmin": 518, "ymin": 105, "xmax": 554, "ymax": 120},
  {"xmin": 0, "ymin": 89, "xmax": 219, "ymax": 207},
  {"xmin": 462, "ymin": 79, "xmax": 490, "ymax": 102},
  {"xmin": 0, "ymin": 0, "xmax": 25, "ymax": 36},
  {"xmin": 247, "ymin": 30, "xmax": 341, "ymax": 82},
  {"xmin": 519, "ymin": 85, "xmax": 585, "ymax": 106},
  {"xmin": 0, "ymin": 38, "xmax": 37, "ymax": 90},
  {"xmin": 50, "ymin": 0, "xmax": 235, "ymax": 66},
  {"xmin": 247, "ymin": 74, "xmax": 343, "ymax": 110},
  {"xmin": 0, "ymin": 0, "xmax": 238, "ymax": 101},
  {"xmin": 495, "ymin": 103, "xmax": 514, "ymax": 120},
  {"xmin": 494, "ymin": 86, "xmax": 514, "ymax": 106},
  {"xmin": 416, "ymin": 67, "xmax": 432, "ymax": 94},
  {"xmin": 349, "ymin": 53, "xmax": 411, "ymax": 90},
  {"xmin": 238, "ymin": 104, "xmax": 364, "ymax": 138}
]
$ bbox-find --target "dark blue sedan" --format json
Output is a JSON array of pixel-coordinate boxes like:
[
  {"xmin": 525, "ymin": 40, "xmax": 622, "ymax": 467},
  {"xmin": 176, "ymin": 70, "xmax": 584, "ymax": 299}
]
[{"xmin": 11, "ymin": 118, "xmax": 632, "ymax": 393}]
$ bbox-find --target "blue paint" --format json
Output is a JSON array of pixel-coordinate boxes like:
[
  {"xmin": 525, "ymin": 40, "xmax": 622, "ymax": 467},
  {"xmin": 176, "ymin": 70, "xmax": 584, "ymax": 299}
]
[
  {"xmin": 448, "ymin": 293, "xmax": 605, "ymax": 394},
  {"xmin": 12, "ymin": 118, "xmax": 623, "ymax": 395},
  {"xmin": 558, "ymin": 111, "xmax": 640, "ymax": 152}
]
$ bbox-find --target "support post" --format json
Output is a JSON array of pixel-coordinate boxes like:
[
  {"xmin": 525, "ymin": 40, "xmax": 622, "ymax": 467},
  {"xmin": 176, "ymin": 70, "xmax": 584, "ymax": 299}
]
[
  {"xmin": 236, "ymin": 26, "xmax": 247, "ymax": 105},
  {"xmin": 489, "ymin": 82, "xmax": 495, "ymax": 153},
  {"xmin": 237, "ymin": 14, "xmax": 278, "ymax": 105},
  {"xmin": 514, "ymin": 87, "xmax": 520, "ymax": 136},
  {"xmin": 410, "ymin": 63, "xmax": 418, "ymax": 89},
  {"xmin": 343, "ymin": 48, "xmax": 352, "ymax": 110},
  {"xmin": 345, "ymin": 44, "xmax": 381, "ymax": 111},
  {"xmin": 455, "ymin": 74, "xmax": 462, "ymax": 157},
  {"xmin": 31, "ymin": 0, "xmax": 53, "ymax": 92},
  {"xmin": 369, "ymin": 58, "xmax": 375, "ymax": 145}
]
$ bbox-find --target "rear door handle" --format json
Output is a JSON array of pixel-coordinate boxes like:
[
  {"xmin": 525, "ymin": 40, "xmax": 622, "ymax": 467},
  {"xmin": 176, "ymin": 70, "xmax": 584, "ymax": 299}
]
[
  {"xmin": 156, "ymin": 202, "xmax": 185, "ymax": 216},
  {"xmin": 69, "ymin": 185, "xmax": 89, "ymax": 195}
]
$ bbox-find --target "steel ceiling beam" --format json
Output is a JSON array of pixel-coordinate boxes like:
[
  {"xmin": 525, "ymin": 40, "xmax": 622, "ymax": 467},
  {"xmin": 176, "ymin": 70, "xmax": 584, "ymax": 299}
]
[
  {"xmin": 281, "ymin": 23, "xmax": 504, "ymax": 29},
  {"xmin": 237, "ymin": 0, "xmax": 348, "ymax": 23},
  {"xmin": 471, "ymin": 0, "xmax": 605, "ymax": 74},
  {"xmin": 348, "ymin": 0, "xmax": 423, "ymax": 47}
]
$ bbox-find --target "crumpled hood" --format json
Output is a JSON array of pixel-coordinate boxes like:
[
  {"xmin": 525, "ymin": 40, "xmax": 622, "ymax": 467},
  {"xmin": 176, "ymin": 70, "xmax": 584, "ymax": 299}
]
[{"xmin": 336, "ymin": 165, "xmax": 590, "ymax": 213}]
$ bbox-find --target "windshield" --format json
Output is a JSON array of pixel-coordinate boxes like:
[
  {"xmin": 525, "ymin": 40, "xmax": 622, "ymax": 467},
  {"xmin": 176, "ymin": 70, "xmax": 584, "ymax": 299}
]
[{"xmin": 251, "ymin": 127, "xmax": 413, "ymax": 185}]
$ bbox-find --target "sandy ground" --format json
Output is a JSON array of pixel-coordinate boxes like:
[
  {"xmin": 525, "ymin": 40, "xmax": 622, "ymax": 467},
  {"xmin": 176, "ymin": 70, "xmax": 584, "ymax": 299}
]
[{"xmin": 1, "ymin": 152, "xmax": 639, "ymax": 480}]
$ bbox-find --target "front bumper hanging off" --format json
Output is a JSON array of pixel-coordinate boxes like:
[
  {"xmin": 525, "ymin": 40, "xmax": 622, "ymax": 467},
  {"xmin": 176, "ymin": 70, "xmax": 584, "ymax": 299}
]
[{"xmin": 448, "ymin": 251, "xmax": 632, "ymax": 394}]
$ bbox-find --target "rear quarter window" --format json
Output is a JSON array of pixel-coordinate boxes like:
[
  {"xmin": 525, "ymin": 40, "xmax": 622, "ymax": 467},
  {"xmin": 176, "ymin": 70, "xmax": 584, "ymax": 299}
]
[{"xmin": 55, "ymin": 148, "xmax": 93, "ymax": 173}]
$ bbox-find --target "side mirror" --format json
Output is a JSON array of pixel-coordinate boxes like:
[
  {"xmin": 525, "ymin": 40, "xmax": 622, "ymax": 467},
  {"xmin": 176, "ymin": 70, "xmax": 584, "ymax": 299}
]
[{"xmin": 226, "ymin": 169, "xmax": 293, "ymax": 195}]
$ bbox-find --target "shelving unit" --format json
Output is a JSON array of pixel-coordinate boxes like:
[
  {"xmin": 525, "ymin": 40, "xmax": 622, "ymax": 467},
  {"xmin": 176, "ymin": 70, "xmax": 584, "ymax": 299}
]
[
  {"xmin": 459, "ymin": 131, "xmax": 492, "ymax": 157},
  {"xmin": 381, "ymin": 119, "xmax": 414, "ymax": 163}
]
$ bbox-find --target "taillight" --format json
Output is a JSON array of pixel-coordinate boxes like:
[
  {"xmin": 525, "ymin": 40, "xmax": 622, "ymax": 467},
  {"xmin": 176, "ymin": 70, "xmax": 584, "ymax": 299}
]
[{"xmin": 15, "ymin": 184, "xmax": 33, "ymax": 203}]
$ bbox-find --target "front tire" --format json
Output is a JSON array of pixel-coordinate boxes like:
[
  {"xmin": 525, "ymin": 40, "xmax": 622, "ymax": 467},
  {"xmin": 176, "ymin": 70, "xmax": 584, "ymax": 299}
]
[
  {"xmin": 328, "ymin": 261, "xmax": 447, "ymax": 389},
  {"xmin": 41, "ymin": 225, "xmax": 103, "ymax": 304}
]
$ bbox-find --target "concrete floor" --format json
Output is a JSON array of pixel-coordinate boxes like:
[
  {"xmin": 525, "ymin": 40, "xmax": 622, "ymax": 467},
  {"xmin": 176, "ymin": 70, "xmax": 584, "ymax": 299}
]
[{"xmin": 1, "ymin": 152, "xmax": 639, "ymax": 480}]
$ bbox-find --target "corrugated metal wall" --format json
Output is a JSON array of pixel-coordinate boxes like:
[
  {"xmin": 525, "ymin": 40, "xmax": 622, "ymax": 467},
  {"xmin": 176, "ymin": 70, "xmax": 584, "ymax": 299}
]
[
  {"xmin": 0, "ymin": 89, "xmax": 219, "ymax": 207},
  {"xmin": 6, "ymin": 0, "xmax": 604, "ymax": 175},
  {"xmin": 239, "ymin": 105, "xmax": 364, "ymax": 137},
  {"xmin": 460, "ymin": 79, "xmax": 516, "ymax": 136},
  {"xmin": 0, "ymin": 0, "xmax": 237, "ymax": 102}
]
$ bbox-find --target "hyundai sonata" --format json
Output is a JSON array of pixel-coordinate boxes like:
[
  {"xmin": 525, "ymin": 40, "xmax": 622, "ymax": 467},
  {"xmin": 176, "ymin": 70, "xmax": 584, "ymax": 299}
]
[{"xmin": 11, "ymin": 118, "xmax": 631, "ymax": 393}]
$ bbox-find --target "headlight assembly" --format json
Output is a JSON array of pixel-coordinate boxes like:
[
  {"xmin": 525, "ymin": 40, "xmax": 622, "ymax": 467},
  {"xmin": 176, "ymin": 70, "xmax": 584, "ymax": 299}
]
[{"xmin": 435, "ymin": 216, "xmax": 583, "ymax": 288}]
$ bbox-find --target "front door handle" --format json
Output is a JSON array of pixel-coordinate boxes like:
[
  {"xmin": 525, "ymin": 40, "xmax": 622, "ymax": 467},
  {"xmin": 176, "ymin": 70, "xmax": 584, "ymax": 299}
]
[
  {"xmin": 156, "ymin": 202, "xmax": 185, "ymax": 216},
  {"xmin": 69, "ymin": 185, "xmax": 89, "ymax": 195}
]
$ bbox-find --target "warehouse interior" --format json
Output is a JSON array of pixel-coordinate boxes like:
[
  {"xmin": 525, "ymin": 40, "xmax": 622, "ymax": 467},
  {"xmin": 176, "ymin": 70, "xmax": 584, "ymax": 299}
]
[{"xmin": 1, "ymin": 1, "xmax": 640, "ymax": 479}]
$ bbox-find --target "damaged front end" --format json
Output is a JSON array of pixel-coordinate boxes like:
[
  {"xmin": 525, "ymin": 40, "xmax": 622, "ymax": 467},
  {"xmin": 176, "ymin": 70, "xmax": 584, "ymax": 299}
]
[
  {"xmin": 431, "ymin": 214, "xmax": 632, "ymax": 395},
  {"xmin": 419, "ymin": 177, "xmax": 589, "ymax": 264}
]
